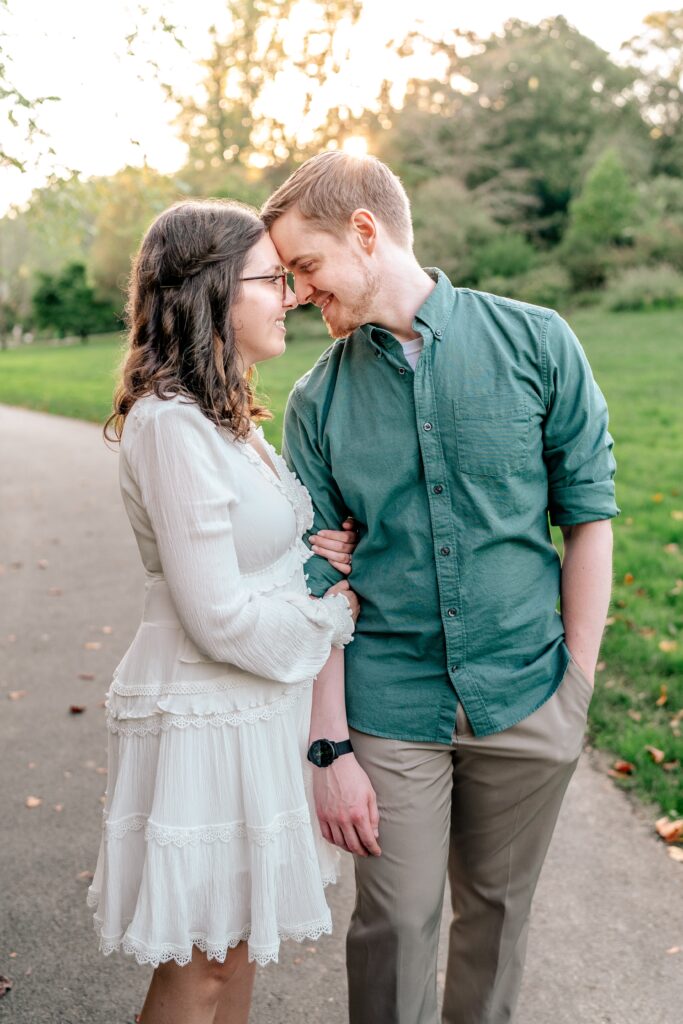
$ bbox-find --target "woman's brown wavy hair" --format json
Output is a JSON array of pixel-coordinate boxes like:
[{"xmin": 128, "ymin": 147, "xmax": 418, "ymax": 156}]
[{"xmin": 105, "ymin": 198, "xmax": 272, "ymax": 441}]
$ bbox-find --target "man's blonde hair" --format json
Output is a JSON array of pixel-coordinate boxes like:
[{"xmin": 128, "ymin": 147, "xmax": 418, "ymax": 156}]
[{"xmin": 261, "ymin": 151, "xmax": 413, "ymax": 248}]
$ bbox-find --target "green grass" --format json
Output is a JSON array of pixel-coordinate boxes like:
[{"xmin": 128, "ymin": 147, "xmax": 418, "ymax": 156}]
[{"xmin": 1, "ymin": 308, "xmax": 681, "ymax": 815}]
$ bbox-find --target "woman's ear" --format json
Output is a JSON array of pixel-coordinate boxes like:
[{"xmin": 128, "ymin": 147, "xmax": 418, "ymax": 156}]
[{"xmin": 350, "ymin": 208, "xmax": 377, "ymax": 255}]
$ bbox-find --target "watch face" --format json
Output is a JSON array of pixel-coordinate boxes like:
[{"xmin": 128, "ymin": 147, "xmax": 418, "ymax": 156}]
[{"xmin": 309, "ymin": 739, "xmax": 335, "ymax": 767}]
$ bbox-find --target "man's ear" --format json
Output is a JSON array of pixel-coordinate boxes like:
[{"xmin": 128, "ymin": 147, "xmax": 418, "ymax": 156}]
[{"xmin": 350, "ymin": 209, "xmax": 377, "ymax": 254}]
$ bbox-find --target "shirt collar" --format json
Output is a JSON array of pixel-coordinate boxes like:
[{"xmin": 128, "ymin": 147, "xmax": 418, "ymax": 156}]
[{"xmin": 359, "ymin": 268, "xmax": 454, "ymax": 347}]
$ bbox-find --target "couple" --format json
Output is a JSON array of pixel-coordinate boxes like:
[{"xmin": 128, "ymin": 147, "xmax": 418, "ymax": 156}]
[{"xmin": 90, "ymin": 152, "xmax": 617, "ymax": 1024}]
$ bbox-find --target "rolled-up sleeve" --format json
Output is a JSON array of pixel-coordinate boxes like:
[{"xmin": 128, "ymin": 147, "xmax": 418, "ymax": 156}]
[
  {"xmin": 282, "ymin": 388, "xmax": 347, "ymax": 597},
  {"xmin": 542, "ymin": 312, "xmax": 619, "ymax": 526}
]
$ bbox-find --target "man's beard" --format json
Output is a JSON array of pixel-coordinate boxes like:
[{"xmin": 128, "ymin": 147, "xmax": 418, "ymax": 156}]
[{"xmin": 322, "ymin": 266, "xmax": 381, "ymax": 339}]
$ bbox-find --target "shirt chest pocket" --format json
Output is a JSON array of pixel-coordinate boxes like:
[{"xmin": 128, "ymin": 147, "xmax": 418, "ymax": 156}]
[{"xmin": 453, "ymin": 395, "xmax": 531, "ymax": 478}]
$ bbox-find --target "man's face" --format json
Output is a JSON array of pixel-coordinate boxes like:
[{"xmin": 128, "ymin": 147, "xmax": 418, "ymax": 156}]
[{"xmin": 269, "ymin": 207, "xmax": 380, "ymax": 339}]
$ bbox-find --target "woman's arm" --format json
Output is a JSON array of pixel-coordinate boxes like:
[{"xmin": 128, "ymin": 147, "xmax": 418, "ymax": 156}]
[
  {"xmin": 308, "ymin": 646, "xmax": 381, "ymax": 857},
  {"xmin": 130, "ymin": 402, "xmax": 354, "ymax": 683}
]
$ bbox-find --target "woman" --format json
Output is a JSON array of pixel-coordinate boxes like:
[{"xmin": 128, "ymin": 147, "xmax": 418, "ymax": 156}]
[{"xmin": 90, "ymin": 199, "xmax": 359, "ymax": 1024}]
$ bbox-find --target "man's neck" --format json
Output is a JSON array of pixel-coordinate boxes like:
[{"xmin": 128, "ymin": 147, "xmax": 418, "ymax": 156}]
[{"xmin": 367, "ymin": 262, "xmax": 436, "ymax": 343}]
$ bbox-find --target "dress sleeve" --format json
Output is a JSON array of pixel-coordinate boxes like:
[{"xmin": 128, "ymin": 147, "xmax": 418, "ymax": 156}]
[
  {"xmin": 129, "ymin": 401, "xmax": 354, "ymax": 684},
  {"xmin": 542, "ymin": 313, "xmax": 620, "ymax": 526}
]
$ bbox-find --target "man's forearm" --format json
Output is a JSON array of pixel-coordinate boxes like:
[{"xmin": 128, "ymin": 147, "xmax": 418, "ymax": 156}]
[
  {"xmin": 309, "ymin": 646, "xmax": 350, "ymax": 742},
  {"xmin": 560, "ymin": 519, "xmax": 614, "ymax": 681}
]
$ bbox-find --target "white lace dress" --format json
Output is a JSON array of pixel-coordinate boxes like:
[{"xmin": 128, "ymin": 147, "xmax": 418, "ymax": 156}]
[{"xmin": 87, "ymin": 395, "xmax": 354, "ymax": 968}]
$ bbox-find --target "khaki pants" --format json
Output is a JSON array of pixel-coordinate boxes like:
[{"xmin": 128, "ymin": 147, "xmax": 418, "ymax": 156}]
[{"xmin": 346, "ymin": 659, "xmax": 593, "ymax": 1024}]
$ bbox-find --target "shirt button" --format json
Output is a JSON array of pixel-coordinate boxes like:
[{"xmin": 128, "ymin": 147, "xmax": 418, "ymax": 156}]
[
  {"xmin": 433, "ymin": 484, "xmax": 443, "ymax": 495},
  {"xmin": 375, "ymin": 350, "xmax": 382, "ymax": 358},
  {"xmin": 447, "ymin": 607, "xmax": 458, "ymax": 617},
  {"xmin": 451, "ymin": 664, "xmax": 459, "ymax": 673},
  {"xmin": 423, "ymin": 422, "xmax": 433, "ymax": 432},
  {"xmin": 435, "ymin": 329, "xmax": 442, "ymax": 338},
  {"xmin": 440, "ymin": 546, "xmax": 451, "ymax": 556},
  {"xmin": 398, "ymin": 367, "xmax": 406, "ymax": 375}
]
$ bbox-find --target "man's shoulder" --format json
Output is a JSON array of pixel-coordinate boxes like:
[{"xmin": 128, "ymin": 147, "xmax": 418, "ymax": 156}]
[
  {"xmin": 289, "ymin": 331, "xmax": 364, "ymax": 411},
  {"xmin": 455, "ymin": 286, "xmax": 558, "ymax": 326}
]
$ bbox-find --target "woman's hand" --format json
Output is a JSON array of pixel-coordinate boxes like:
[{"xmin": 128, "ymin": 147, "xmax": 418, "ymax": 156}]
[
  {"xmin": 310, "ymin": 516, "xmax": 358, "ymax": 575},
  {"xmin": 325, "ymin": 579, "xmax": 360, "ymax": 622}
]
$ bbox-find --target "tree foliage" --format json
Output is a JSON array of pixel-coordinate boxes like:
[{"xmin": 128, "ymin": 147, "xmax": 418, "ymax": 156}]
[{"xmin": 32, "ymin": 263, "xmax": 117, "ymax": 342}]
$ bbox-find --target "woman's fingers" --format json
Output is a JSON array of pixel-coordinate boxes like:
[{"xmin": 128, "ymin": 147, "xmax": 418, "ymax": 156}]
[{"xmin": 328, "ymin": 559, "xmax": 352, "ymax": 575}]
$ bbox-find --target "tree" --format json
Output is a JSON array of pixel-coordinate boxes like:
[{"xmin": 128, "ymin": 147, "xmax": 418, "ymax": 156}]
[
  {"xmin": 562, "ymin": 149, "xmax": 637, "ymax": 289},
  {"xmin": 32, "ymin": 263, "xmax": 116, "ymax": 342},
  {"xmin": 622, "ymin": 9, "xmax": 683, "ymax": 177},
  {"xmin": 0, "ymin": 0, "xmax": 58, "ymax": 171}
]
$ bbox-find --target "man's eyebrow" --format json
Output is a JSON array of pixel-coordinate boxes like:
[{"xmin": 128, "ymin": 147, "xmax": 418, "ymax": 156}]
[{"xmin": 287, "ymin": 252, "xmax": 319, "ymax": 270}]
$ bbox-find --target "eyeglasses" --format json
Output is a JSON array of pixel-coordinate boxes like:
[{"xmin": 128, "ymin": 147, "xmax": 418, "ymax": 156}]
[{"xmin": 239, "ymin": 271, "xmax": 292, "ymax": 301}]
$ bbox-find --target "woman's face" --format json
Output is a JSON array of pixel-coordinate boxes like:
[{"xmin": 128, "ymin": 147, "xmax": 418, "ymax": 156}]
[{"xmin": 231, "ymin": 233, "xmax": 297, "ymax": 369}]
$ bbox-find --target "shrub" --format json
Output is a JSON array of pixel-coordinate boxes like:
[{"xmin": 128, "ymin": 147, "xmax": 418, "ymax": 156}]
[
  {"xmin": 479, "ymin": 263, "xmax": 572, "ymax": 310},
  {"xmin": 602, "ymin": 265, "xmax": 683, "ymax": 312},
  {"xmin": 472, "ymin": 233, "xmax": 536, "ymax": 281}
]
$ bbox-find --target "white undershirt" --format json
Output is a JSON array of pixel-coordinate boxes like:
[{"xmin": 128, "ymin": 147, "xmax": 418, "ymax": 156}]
[{"xmin": 399, "ymin": 336, "xmax": 424, "ymax": 369}]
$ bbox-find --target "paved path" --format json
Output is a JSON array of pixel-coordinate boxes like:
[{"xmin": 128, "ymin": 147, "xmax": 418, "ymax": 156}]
[{"xmin": 0, "ymin": 403, "xmax": 681, "ymax": 1024}]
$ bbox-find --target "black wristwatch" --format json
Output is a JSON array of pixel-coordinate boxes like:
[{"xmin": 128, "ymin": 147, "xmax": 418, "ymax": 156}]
[{"xmin": 307, "ymin": 738, "xmax": 354, "ymax": 768}]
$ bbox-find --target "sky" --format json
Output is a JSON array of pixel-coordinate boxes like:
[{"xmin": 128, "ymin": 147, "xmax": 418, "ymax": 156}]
[{"xmin": 0, "ymin": 0, "xmax": 663, "ymax": 213}]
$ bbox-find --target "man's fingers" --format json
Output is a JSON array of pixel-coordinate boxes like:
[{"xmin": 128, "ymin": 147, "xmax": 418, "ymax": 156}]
[
  {"xmin": 354, "ymin": 812, "xmax": 381, "ymax": 856},
  {"xmin": 319, "ymin": 818, "xmax": 334, "ymax": 845},
  {"xmin": 340, "ymin": 823, "xmax": 369, "ymax": 858},
  {"xmin": 329, "ymin": 823, "xmax": 352, "ymax": 853}
]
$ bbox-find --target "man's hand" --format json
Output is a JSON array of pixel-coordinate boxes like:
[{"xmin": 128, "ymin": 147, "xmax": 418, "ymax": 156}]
[
  {"xmin": 313, "ymin": 754, "xmax": 381, "ymax": 857},
  {"xmin": 324, "ymin": 578, "xmax": 360, "ymax": 622}
]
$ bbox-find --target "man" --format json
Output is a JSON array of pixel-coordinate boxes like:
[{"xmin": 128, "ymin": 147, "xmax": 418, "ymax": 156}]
[{"xmin": 262, "ymin": 152, "xmax": 617, "ymax": 1024}]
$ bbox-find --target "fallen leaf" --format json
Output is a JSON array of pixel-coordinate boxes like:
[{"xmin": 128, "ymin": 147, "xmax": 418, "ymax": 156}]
[
  {"xmin": 655, "ymin": 817, "xmax": 683, "ymax": 843},
  {"xmin": 623, "ymin": 573, "xmax": 634, "ymax": 585},
  {"xmin": 77, "ymin": 672, "xmax": 96, "ymax": 681},
  {"xmin": 8, "ymin": 690, "xmax": 27, "ymax": 701},
  {"xmin": 627, "ymin": 709, "xmax": 642, "ymax": 722},
  {"xmin": 36, "ymin": 559, "xmax": 49, "ymax": 569},
  {"xmin": 605, "ymin": 616, "xmax": 616, "ymax": 626},
  {"xmin": 76, "ymin": 870, "xmax": 94, "ymax": 882},
  {"xmin": 69, "ymin": 705, "xmax": 86, "ymax": 714},
  {"xmin": 666, "ymin": 946, "xmax": 681, "ymax": 954},
  {"xmin": 101, "ymin": 626, "xmax": 113, "ymax": 635},
  {"xmin": 668, "ymin": 847, "xmax": 683, "ymax": 863},
  {"xmin": 610, "ymin": 759, "xmax": 635, "ymax": 777},
  {"xmin": 662, "ymin": 761, "xmax": 679, "ymax": 772},
  {"xmin": 659, "ymin": 640, "xmax": 678, "ymax": 653},
  {"xmin": 8, "ymin": 953, "xmax": 16, "ymax": 960},
  {"xmin": 656, "ymin": 685, "xmax": 669, "ymax": 707},
  {"xmin": 47, "ymin": 587, "xmax": 63, "ymax": 597},
  {"xmin": 672, "ymin": 510, "xmax": 683, "ymax": 521},
  {"xmin": 27, "ymin": 762, "xmax": 36, "ymax": 769},
  {"xmin": 25, "ymin": 796, "xmax": 42, "ymax": 809},
  {"xmin": 83, "ymin": 641, "xmax": 102, "ymax": 651},
  {"xmin": 639, "ymin": 627, "xmax": 656, "ymax": 638},
  {"xmin": 651, "ymin": 492, "xmax": 664, "ymax": 503},
  {"xmin": 664, "ymin": 544, "xmax": 680, "ymax": 555},
  {"xmin": 596, "ymin": 661, "xmax": 606, "ymax": 671},
  {"xmin": 0, "ymin": 975, "xmax": 12, "ymax": 997},
  {"xmin": 95, "ymin": 766, "xmax": 107, "ymax": 775},
  {"xmin": 645, "ymin": 745, "xmax": 665, "ymax": 764},
  {"xmin": 63, "ymin": 770, "xmax": 72, "ymax": 778},
  {"xmin": 53, "ymin": 803, "xmax": 64, "ymax": 812}
]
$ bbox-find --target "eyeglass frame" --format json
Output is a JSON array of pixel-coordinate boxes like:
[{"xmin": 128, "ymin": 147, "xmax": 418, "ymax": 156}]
[{"xmin": 238, "ymin": 271, "xmax": 292, "ymax": 301}]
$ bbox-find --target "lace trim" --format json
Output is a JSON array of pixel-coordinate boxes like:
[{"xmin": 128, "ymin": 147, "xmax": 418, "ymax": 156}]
[
  {"xmin": 106, "ymin": 681, "xmax": 310, "ymax": 736},
  {"xmin": 102, "ymin": 807, "xmax": 312, "ymax": 847},
  {"xmin": 237, "ymin": 431, "xmax": 314, "ymax": 538},
  {"xmin": 111, "ymin": 678, "xmax": 245, "ymax": 697},
  {"xmin": 95, "ymin": 915, "xmax": 333, "ymax": 967},
  {"xmin": 322, "ymin": 593, "xmax": 355, "ymax": 649}
]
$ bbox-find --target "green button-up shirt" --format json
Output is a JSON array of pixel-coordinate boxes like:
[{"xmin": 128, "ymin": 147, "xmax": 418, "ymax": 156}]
[{"xmin": 282, "ymin": 270, "xmax": 618, "ymax": 741}]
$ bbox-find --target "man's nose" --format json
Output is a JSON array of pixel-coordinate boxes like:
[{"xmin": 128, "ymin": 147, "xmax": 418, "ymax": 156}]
[{"xmin": 294, "ymin": 277, "xmax": 315, "ymax": 305}]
